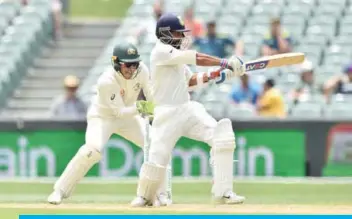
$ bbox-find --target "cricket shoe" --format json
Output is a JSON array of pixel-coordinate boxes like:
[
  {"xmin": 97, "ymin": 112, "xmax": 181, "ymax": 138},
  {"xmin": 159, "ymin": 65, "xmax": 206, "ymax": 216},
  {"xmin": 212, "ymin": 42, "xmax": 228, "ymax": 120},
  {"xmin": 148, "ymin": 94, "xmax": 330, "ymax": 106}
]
[
  {"xmin": 214, "ymin": 191, "xmax": 245, "ymax": 205},
  {"xmin": 130, "ymin": 196, "xmax": 157, "ymax": 207},
  {"xmin": 47, "ymin": 190, "xmax": 64, "ymax": 205},
  {"xmin": 157, "ymin": 192, "xmax": 172, "ymax": 206}
]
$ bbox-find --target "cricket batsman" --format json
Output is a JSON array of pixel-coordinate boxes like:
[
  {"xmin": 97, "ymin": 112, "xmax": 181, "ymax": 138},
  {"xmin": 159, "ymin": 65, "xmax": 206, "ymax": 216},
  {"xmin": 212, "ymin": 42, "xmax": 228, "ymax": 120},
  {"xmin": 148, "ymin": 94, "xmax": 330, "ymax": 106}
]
[
  {"xmin": 131, "ymin": 13, "xmax": 246, "ymax": 207},
  {"xmin": 47, "ymin": 43, "xmax": 171, "ymax": 206}
]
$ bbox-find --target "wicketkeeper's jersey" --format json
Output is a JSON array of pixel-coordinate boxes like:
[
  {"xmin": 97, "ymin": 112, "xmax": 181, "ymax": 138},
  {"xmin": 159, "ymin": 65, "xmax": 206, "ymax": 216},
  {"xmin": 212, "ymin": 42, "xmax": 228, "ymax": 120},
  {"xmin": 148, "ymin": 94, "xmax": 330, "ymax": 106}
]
[{"xmin": 87, "ymin": 62, "xmax": 152, "ymax": 119}]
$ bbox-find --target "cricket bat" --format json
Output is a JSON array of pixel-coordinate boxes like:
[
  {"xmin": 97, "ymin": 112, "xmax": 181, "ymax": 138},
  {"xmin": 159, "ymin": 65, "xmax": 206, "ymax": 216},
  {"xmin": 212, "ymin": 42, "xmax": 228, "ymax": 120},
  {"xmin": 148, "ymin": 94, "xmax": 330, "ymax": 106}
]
[{"xmin": 244, "ymin": 52, "xmax": 305, "ymax": 72}]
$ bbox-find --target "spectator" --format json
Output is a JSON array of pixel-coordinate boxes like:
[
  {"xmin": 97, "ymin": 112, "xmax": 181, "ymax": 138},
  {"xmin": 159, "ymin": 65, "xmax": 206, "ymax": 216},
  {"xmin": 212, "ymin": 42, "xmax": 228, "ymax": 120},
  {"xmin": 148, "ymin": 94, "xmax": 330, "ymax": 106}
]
[
  {"xmin": 324, "ymin": 64, "xmax": 352, "ymax": 98},
  {"xmin": 257, "ymin": 79, "xmax": 286, "ymax": 118},
  {"xmin": 184, "ymin": 6, "xmax": 204, "ymax": 38},
  {"xmin": 291, "ymin": 59, "xmax": 324, "ymax": 103},
  {"xmin": 133, "ymin": 0, "xmax": 164, "ymax": 44},
  {"xmin": 193, "ymin": 20, "xmax": 243, "ymax": 58},
  {"xmin": 50, "ymin": 75, "xmax": 87, "ymax": 118},
  {"xmin": 52, "ymin": 0, "xmax": 63, "ymax": 40},
  {"xmin": 261, "ymin": 17, "xmax": 292, "ymax": 56},
  {"xmin": 230, "ymin": 74, "xmax": 261, "ymax": 105}
]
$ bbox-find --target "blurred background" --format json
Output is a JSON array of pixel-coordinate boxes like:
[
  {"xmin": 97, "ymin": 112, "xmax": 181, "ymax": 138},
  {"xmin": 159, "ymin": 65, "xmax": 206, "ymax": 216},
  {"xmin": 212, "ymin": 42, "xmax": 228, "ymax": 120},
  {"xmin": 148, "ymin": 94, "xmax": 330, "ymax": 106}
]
[{"xmin": 0, "ymin": 0, "xmax": 351, "ymax": 179}]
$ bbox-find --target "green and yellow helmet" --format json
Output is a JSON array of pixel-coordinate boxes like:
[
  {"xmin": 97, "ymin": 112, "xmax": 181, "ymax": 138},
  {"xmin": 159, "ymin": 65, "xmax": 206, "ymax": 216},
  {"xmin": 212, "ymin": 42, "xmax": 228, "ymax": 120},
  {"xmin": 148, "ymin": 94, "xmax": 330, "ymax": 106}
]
[{"xmin": 111, "ymin": 43, "xmax": 141, "ymax": 78}]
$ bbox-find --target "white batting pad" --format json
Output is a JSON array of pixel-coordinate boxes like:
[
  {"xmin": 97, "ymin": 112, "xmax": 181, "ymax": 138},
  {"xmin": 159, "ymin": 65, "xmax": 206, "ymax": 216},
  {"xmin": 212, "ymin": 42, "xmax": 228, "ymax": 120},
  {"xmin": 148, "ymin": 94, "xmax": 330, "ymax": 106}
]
[
  {"xmin": 54, "ymin": 145, "xmax": 101, "ymax": 198},
  {"xmin": 137, "ymin": 162, "xmax": 166, "ymax": 202},
  {"xmin": 211, "ymin": 118, "xmax": 236, "ymax": 198},
  {"xmin": 157, "ymin": 161, "xmax": 172, "ymax": 198}
]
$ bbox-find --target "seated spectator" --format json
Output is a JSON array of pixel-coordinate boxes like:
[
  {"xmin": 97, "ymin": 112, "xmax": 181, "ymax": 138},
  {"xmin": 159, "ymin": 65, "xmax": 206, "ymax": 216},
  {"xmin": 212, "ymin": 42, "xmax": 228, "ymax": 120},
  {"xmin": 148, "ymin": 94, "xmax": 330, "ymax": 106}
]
[
  {"xmin": 324, "ymin": 64, "xmax": 352, "ymax": 98},
  {"xmin": 291, "ymin": 59, "xmax": 324, "ymax": 103},
  {"xmin": 184, "ymin": 6, "xmax": 204, "ymax": 38},
  {"xmin": 230, "ymin": 74, "xmax": 261, "ymax": 105},
  {"xmin": 193, "ymin": 20, "xmax": 243, "ymax": 58},
  {"xmin": 50, "ymin": 75, "xmax": 87, "ymax": 118},
  {"xmin": 257, "ymin": 79, "xmax": 286, "ymax": 118},
  {"xmin": 261, "ymin": 17, "xmax": 292, "ymax": 56}
]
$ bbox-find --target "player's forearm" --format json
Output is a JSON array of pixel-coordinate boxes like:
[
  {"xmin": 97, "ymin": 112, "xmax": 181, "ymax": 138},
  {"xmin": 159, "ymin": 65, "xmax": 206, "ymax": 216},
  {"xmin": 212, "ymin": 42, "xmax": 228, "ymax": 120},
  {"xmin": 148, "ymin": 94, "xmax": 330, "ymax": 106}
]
[
  {"xmin": 188, "ymin": 68, "xmax": 222, "ymax": 88},
  {"xmin": 114, "ymin": 105, "xmax": 138, "ymax": 118},
  {"xmin": 235, "ymin": 40, "xmax": 244, "ymax": 56},
  {"xmin": 196, "ymin": 53, "xmax": 223, "ymax": 66},
  {"xmin": 188, "ymin": 73, "xmax": 210, "ymax": 87}
]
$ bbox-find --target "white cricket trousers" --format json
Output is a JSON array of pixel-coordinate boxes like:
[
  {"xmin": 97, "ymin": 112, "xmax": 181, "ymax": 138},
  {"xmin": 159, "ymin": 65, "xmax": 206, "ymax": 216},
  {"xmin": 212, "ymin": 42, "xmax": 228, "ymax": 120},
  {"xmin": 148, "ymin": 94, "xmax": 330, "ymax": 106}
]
[
  {"xmin": 85, "ymin": 115, "xmax": 145, "ymax": 152},
  {"xmin": 148, "ymin": 101, "xmax": 218, "ymax": 166}
]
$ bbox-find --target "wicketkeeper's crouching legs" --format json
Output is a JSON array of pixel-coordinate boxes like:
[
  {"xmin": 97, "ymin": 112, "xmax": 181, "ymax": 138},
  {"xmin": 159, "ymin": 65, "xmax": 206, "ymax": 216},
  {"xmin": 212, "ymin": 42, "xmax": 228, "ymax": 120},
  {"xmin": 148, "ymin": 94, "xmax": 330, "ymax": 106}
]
[{"xmin": 49, "ymin": 145, "xmax": 102, "ymax": 204}]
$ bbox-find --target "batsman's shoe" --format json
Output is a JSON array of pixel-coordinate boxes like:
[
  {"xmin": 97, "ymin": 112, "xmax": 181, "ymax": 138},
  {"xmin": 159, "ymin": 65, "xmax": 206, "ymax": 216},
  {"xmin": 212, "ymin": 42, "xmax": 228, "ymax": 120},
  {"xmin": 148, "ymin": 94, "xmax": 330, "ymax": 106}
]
[
  {"xmin": 47, "ymin": 190, "xmax": 64, "ymax": 205},
  {"xmin": 213, "ymin": 191, "xmax": 245, "ymax": 205},
  {"xmin": 130, "ymin": 196, "xmax": 155, "ymax": 207},
  {"xmin": 157, "ymin": 192, "xmax": 172, "ymax": 206}
]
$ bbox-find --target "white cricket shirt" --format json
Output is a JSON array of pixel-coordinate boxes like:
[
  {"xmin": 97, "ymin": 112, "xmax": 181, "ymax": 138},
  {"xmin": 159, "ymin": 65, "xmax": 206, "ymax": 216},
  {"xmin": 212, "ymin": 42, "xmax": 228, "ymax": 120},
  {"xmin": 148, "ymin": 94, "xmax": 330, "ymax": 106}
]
[
  {"xmin": 150, "ymin": 40, "xmax": 197, "ymax": 106},
  {"xmin": 87, "ymin": 62, "xmax": 152, "ymax": 118}
]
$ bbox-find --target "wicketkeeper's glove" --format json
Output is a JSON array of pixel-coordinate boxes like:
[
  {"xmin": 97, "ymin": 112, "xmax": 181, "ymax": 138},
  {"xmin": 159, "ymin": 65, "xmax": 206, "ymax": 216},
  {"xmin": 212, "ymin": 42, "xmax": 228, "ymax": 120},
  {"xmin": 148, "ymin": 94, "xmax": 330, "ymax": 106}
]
[{"xmin": 136, "ymin": 100, "xmax": 155, "ymax": 116}]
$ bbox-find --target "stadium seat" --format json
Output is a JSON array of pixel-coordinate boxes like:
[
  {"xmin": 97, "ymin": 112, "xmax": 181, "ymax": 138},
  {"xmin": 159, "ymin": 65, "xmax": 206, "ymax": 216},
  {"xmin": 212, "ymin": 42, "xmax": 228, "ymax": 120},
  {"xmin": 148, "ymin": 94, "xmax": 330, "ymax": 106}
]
[
  {"xmin": 218, "ymin": 15, "xmax": 243, "ymax": 27},
  {"xmin": 241, "ymin": 25, "xmax": 268, "ymax": 37},
  {"xmin": 260, "ymin": 0, "xmax": 286, "ymax": 6},
  {"xmin": 127, "ymin": 4, "xmax": 153, "ymax": 17},
  {"xmin": 339, "ymin": 25, "xmax": 352, "ymax": 36},
  {"xmin": 324, "ymin": 104, "xmax": 352, "ymax": 118},
  {"xmin": 297, "ymin": 94, "xmax": 326, "ymax": 105},
  {"xmin": 225, "ymin": 104, "xmax": 257, "ymax": 120},
  {"xmin": 290, "ymin": 103, "xmax": 322, "ymax": 118},
  {"xmin": 330, "ymin": 94, "xmax": 352, "ymax": 103},
  {"xmin": 283, "ymin": 5, "xmax": 312, "ymax": 18},
  {"xmin": 317, "ymin": 0, "xmax": 347, "ymax": 5},
  {"xmin": 306, "ymin": 25, "xmax": 336, "ymax": 38},
  {"xmin": 295, "ymin": 45, "xmax": 323, "ymax": 61},
  {"xmin": 340, "ymin": 14, "xmax": 352, "ymax": 26},
  {"xmin": 314, "ymin": 4, "xmax": 343, "ymax": 17},
  {"xmin": 300, "ymin": 35, "xmax": 329, "ymax": 46},
  {"xmin": 0, "ymin": 1, "xmax": 19, "ymax": 22},
  {"xmin": 288, "ymin": 0, "xmax": 316, "ymax": 6},
  {"xmin": 278, "ymin": 73, "xmax": 300, "ymax": 87},
  {"xmin": 247, "ymin": 15, "xmax": 272, "ymax": 26},
  {"xmin": 309, "ymin": 15, "xmax": 337, "ymax": 27},
  {"xmin": 225, "ymin": 0, "xmax": 255, "ymax": 5},
  {"xmin": 216, "ymin": 24, "xmax": 240, "ymax": 39},
  {"xmin": 251, "ymin": 4, "xmax": 281, "ymax": 16},
  {"xmin": 282, "ymin": 15, "xmax": 306, "ymax": 27},
  {"xmin": 323, "ymin": 54, "xmax": 350, "ymax": 67},
  {"xmin": 220, "ymin": 4, "xmax": 250, "ymax": 18},
  {"xmin": 324, "ymin": 44, "xmax": 352, "ymax": 58},
  {"xmin": 203, "ymin": 101, "xmax": 226, "ymax": 119}
]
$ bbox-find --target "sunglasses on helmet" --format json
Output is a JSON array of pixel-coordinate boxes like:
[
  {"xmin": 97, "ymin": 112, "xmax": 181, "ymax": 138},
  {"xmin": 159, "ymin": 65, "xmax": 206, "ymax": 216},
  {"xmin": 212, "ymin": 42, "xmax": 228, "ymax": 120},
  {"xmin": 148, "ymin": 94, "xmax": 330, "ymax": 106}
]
[{"xmin": 123, "ymin": 62, "xmax": 140, "ymax": 68}]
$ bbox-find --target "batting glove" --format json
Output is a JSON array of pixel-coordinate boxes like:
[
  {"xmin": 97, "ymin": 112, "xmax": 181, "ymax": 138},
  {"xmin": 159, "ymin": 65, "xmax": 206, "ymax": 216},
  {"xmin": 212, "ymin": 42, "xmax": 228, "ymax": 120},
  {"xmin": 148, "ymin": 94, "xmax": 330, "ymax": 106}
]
[
  {"xmin": 221, "ymin": 56, "xmax": 246, "ymax": 77},
  {"xmin": 208, "ymin": 69, "xmax": 235, "ymax": 85},
  {"xmin": 136, "ymin": 100, "xmax": 155, "ymax": 116}
]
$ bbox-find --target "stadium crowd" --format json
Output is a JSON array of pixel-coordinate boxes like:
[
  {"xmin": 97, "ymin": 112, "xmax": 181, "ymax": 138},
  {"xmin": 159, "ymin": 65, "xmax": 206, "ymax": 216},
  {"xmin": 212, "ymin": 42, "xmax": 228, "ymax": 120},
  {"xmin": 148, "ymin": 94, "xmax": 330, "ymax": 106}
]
[{"xmin": 2, "ymin": 0, "xmax": 352, "ymax": 120}]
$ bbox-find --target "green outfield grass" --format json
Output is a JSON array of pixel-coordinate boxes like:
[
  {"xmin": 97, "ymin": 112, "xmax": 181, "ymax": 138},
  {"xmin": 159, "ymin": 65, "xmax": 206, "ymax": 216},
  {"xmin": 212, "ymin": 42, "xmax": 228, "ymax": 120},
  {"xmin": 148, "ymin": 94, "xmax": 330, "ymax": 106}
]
[
  {"xmin": 1, "ymin": 179, "xmax": 352, "ymax": 218},
  {"xmin": 70, "ymin": 0, "xmax": 133, "ymax": 18}
]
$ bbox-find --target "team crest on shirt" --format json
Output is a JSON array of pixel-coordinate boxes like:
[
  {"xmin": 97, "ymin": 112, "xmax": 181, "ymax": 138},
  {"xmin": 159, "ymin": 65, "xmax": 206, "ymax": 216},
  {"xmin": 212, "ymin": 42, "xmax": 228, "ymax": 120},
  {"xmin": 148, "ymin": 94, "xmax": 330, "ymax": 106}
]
[
  {"xmin": 133, "ymin": 83, "xmax": 141, "ymax": 91},
  {"xmin": 120, "ymin": 89, "xmax": 125, "ymax": 97}
]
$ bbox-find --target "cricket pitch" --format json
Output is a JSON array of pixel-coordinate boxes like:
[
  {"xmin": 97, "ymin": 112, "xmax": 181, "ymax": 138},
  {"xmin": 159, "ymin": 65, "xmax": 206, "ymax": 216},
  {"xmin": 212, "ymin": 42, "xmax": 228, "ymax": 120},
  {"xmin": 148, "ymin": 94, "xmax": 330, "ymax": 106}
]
[{"xmin": 2, "ymin": 203, "xmax": 352, "ymax": 214}]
